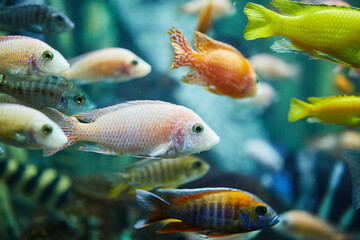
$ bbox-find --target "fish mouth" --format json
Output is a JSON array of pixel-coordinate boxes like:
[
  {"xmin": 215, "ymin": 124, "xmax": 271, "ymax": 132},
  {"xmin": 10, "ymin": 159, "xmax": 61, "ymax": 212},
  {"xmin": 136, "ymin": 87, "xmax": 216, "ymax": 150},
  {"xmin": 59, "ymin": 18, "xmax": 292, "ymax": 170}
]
[{"xmin": 269, "ymin": 216, "xmax": 280, "ymax": 226}]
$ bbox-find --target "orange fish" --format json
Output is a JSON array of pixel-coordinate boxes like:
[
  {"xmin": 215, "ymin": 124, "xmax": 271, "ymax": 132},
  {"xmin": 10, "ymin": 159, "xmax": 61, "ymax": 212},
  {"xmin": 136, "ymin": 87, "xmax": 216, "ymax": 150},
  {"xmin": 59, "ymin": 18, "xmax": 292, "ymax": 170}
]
[
  {"xmin": 42, "ymin": 100, "xmax": 220, "ymax": 158},
  {"xmin": 168, "ymin": 27, "xmax": 258, "ymax": 98},
  {"xmin": 334, "ymin": 72, "xmax": 354, "ymax": 94},
  {"xmin": 135, "ymin": 188, "xmax": 279, "ymax": 238}
]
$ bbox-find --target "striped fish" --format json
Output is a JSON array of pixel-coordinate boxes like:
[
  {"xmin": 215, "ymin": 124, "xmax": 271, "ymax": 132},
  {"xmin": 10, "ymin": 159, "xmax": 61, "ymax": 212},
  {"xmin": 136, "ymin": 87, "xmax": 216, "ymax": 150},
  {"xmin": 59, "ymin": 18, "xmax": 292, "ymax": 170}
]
[
  {"xmin": 0, "ymin": 76, "xmax": 96, "ymax": 115},
  {"xmin": 108, "ymin": 156, "xmax": 210, "ymax": 197},
  {"xmin": 0, "ymin": 158, "xmax": 72, "ymax": 208},
  {"xmin": 0, "ymin": 4, "xmax": 74, "ymax": 34},
  {"xmin": 135, "ymin": 188, "xmax": 279, "ymax": 238}
]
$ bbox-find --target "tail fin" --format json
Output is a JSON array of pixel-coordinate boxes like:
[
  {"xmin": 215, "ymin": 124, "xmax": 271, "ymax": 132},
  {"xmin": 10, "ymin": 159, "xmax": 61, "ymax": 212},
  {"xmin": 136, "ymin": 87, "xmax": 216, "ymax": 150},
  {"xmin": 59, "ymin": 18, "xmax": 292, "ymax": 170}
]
[
  {"xmin": 244, "ymin": 3, "xmax": 278, "ymax": 40},
  {"xmin": 168, "ymin": 26, "xmax": 194, "ymax": 69},
  {"xmin": 288, "ymin": 98, "xmax": 312, "ymax": 122},
  {"xmin": 342, "ymin": 150, "xmax": 360, "ymax": 210},
  {"xmin": 106, "ymin": 172, "xmax": 129, "ymax": 198},
  {"xmin": 42, "ymin": 108, "xmax": 80, "ymax": 157},
  {"xmin": 134, "ymin": 189, "xmax": 170, "ymax": 229}
]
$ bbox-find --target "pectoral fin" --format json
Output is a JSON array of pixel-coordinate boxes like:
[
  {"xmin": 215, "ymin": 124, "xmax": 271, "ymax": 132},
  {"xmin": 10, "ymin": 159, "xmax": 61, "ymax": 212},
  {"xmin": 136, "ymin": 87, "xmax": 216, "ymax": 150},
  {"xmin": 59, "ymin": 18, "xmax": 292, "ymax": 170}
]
[{"xmin": 157, "ymin": 221, "xmax": 199, "ymax": 234}]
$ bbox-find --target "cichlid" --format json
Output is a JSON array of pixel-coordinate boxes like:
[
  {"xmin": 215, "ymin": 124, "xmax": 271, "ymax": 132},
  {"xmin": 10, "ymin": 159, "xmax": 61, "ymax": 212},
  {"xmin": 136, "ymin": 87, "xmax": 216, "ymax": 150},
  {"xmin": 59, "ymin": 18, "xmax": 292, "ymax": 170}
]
[
  {"xmin": 135, "ymin": 188, "xmax": 279, "ymax": 238},
  {"xmin": 196, "ymin": 0, "xmax": 213, "ymax": 34},
  {"xmin": 244, "ymin": 0, "xmax": 360, "ymax": 68},
  {"xmin": 0, "ymin": 36, "xmax": 69, "ymax": 80},
  {"xmin": 0, "ymin": 158, "xmax": 72, "ymax": 209},
  {"xmin": 61, "ymin": 48, "xmax": 151, "ymax": 83},
  {"xmin": 107, "ymin": 156, "xmax": 210, "ymax": 197},
  {"xmin": 0, "ymin": 104, "xmax": 67, "ymax": 149},
  {"xmin": 341, "ymin": 149, "xmax": 360, "ymax": 210},
  {"xmin": 288, "ymin": 96, "xmax": 360, "ymax": 127},
  {"xmin": 0, "ymin": 76, "xmax": 96, "ymax": 115},
  {"xmin": 168, "ymin": 27, "xmax": 258, "ymax": 98},
  {"xmin": 0, "ymin": 4, "xmax": 74, "ymax": 34},
  {"xmin": 42, "ymin": 101, "xmax": 220, "ymax": 157}
]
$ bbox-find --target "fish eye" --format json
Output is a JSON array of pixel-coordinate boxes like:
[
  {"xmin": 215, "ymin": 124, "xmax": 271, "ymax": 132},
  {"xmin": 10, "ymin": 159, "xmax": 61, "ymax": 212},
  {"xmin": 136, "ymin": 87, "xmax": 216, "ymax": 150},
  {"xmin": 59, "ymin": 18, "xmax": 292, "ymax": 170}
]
[
  {"xmin": 192, "ymin": 124, "xmax": 204, "ymax": 134},
  {"xmin": 254, "ymin": 75, "xmax": 260, "ymax": 84},
  {"xmin": 41, "ymin": 124, "xmax": 53, "ymax": 135},
  {"xmin": 56, "ymin": 15, "xmax": 64, "ymax": 23},
  {"xmin": 192, "ymin": 160, "xmax": 202, "ymax": 169},
  {"xmin": 74, "ymin": 94, "xmax": 85, "ymax": 105},
  {"xmin": 131, "ymin": 59, "xmax": 138, "ymax": 66},
  {"xmin": 255, "ymin": 206, "xmax": 267, "ymax": 216},
  {"xmin": 42, "ymin": 51, "xmax": 54, "ymax": 61}
]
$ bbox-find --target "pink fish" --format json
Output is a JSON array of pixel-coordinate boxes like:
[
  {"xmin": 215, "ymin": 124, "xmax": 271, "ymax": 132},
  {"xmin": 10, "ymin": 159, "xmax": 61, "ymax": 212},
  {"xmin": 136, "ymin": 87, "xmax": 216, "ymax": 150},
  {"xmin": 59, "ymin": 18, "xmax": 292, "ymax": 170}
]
[{"xmin": 43, "ymin": 101, "xmax": 220, "ymax": 158}]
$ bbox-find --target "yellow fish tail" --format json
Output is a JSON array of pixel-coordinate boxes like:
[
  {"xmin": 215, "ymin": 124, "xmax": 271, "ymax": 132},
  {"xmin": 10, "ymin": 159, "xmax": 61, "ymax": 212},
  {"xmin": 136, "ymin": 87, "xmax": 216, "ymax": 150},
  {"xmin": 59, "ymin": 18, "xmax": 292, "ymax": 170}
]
[
  {"xmin": 288, "ymin": 98, "xmax": 312, "ymax": 122},
  {"xmin": 244, "ymin": 2, "xmax": 279, "ymax": 40},
  {"xmin": 107, "ymin": 172, "xmax": 129, "ymax": 198}
]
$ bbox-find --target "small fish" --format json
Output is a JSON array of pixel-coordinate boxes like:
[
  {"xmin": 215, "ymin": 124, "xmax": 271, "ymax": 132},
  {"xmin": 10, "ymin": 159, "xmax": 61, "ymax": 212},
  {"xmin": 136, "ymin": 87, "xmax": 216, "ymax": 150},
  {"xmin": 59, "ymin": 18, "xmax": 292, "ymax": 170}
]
[
  {"xmin": 319, "ymin": 0, "xmax": 350, "ymax": 7},
  {"xmin": 342, "ymin": 149, "xmax": 360, "ymax": 210},
  {"xmin": 135, "ymin": 188, "xmax": 279, "ymax": 238},
  {"xmin": 0, "ymin": 76, "xmax": 96, "ymax": 115},
  {"xmin": 168, "ymin": 27, "xmax": 258, "ymax": 98},
  {"xmin": 108, "ymin": 156, "xmax": 210, "ymax": 197},
  {"xmin": 0, "ymin": 158, "xmax": 72, "ymax": 208},
  {"xmin": 182, "ymin": 0, "xmax": 236, "ymax": 19},
  {"xmin": 0, "ymin": 104, "xmax": 67, "ymax": 149},
  {"xmin": 0, "ymin": 36, "xmax": 69, "ymax": 80},
  {"xmin": 334, "ymin": 72, "xmax": 354, "ymax": 94},
  {"xmin": 288, "ymin": 96, "xmax": 360, "ymax": 127},
  {"xmin": 0, "ymin": 4, "xmax": 74, "ymax": 34},
  {"xmin": 61, "ymin": 48, "xmax": 151, "ymax": 83},
  {"xmin": 274, "ymin": 210, "xmax": 350, "ymax": 240},
  {"xmin": 196, "ymin": 0, "xmax": 213, "ymax": 34},
  {"xmin": 244, "ymin": 0, "xmax": 360, "ymax": 68},
  {"xmin": 249, "ymin": 54, "xmax": 298, "ymax": 80},
  {"xmin": 42, "ymin": 100, "xmax": 220, "ymax": 157}
]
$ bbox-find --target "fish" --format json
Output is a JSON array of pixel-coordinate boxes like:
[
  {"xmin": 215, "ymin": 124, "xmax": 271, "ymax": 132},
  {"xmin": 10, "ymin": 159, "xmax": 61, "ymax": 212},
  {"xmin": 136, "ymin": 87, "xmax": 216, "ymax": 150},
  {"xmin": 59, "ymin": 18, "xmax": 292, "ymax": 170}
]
[
  {"xmin": 0, "ymin": 36, "xmax": 69, "ymax": 80},
  {"xmin": 244, "ymin": 0, "xmax": 360, "ymax": 68},
  {"xmin": 0, "ymin": 158, "xmax": 72, "ymax": 209},
  {"xmin": 342, "ymin": 149, "xmax": 360, "ymax": 210},
  {"xmin": 0, "ymin": 104, "xmax": 67, "ymax": 149},
  {"xmin": 107, "ymin": 156, "xmax": 210, "ymax": 197},
  {"xmin": 249, "ymin": 54, "xmax": 298, "ymax": 80},
  {"xmin": 319, "ymin": 0, "xmax": 350, "ymax": 7},
  {"xmin": 181, "ymin": 0, "xmax": 236, "ymax": 19},
  {"xmin": 0, "ymin": 4, "xmax": 74, "ymax": 34},
  {"xmin": 0, "ymin": 76, "xmax": 96, "ymax": 115},
  {"xmin": 168, "ymin": 27, "xmax": 258, "ymax": 98},
  {"xmin": 0, "ymin": 93, "xmax": 17, "ymax": 104},
  {"xmin": 135, "ymin": 188, "xmax": 279, "ymax": 238},
  {"xmin": 288, "ymin": 96, "xmax": 360, "ymax": 127},
  {"xmin": 196, "ymin": 0, "xmax": 213, "ymax": 34},
  {"xmin": 61, "ymin": 48, "xmax": 151, "ymax": 83},
  {"xmin": 274, "ymin": 210, "xmax": 350, "ymax": 240},
  {"xmin": 42, "ymin": 100, "xmax": 220, "ymax": 157},
  {"xmin": 334, "ymin": 72, "xmax": 354, "ymax": 94}
]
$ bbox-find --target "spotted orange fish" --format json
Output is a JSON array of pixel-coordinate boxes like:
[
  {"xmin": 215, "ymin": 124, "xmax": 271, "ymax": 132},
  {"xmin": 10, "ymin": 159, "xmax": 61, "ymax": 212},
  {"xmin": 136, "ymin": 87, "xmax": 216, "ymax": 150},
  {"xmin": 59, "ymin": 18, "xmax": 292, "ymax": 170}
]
[
  {"xmin": 135, "ymin": 188, "xmax": 279, "ymax": 238},
  {"xmin": 168, "ymin": 27, "xmax": 258, "ymax": 98}
]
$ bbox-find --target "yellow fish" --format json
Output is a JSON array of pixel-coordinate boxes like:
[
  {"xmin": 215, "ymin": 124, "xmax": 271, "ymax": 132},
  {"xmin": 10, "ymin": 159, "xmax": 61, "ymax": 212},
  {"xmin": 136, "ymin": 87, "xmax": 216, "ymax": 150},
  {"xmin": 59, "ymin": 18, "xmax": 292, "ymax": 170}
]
[
  {"xmin": 107, "ymin": 156, "xmax": 209, "ymax": 197},
  {"xmin": 288, "ymin": 96, "xmax": 360, "ymax": 127},
  {"xmin": 244, "ymin": 0, "xmax": 360, "ymax": 68}
]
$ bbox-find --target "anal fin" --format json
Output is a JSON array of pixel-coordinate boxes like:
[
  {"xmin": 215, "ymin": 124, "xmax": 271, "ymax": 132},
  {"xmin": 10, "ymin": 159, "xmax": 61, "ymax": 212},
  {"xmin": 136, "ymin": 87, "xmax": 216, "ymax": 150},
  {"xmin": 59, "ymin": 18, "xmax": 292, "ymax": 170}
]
[
  {"xmin": 77, "ymin": 143, "xmax": 119, "ymax": 155},
  {"xmin": 182, "ymin": 70, "xmax": 209, "ymax": 86},
  {"xmin": 157, "ymin": 221, "xmax": 199, "ymax": 234}
]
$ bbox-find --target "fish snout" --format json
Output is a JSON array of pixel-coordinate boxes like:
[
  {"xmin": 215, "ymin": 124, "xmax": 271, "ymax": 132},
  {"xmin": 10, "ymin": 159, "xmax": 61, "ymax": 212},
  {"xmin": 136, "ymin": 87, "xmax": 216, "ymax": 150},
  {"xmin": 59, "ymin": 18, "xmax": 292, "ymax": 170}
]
[{"xmin": 269, "ymin": 215, "xmax": 280, "ymax": 226}]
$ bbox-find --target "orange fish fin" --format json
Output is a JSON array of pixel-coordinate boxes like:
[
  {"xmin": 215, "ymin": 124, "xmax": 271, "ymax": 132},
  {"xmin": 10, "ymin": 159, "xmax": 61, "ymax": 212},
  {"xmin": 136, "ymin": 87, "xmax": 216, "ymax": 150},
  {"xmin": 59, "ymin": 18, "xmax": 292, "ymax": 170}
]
[
  {"xmin": 182, "ymin": 70, "xmax": 209, "ymax": 86},
  {"xmin": 134, "ymin": 190, "xmax": 170, "ymax": 229},
  {"xmin": 200, "ymin": 231, "xmax": 235, "ymax": 238},
  {"xmin": 42, "ymin": 107, "xmax": 80, "ymax": 157},
  {"xmin": 193, "ymin": 31, "xmax": 241, "ymax": 55},
  {"xmin": 73, "ymin": 100, "xmax": 172, "ymax": 122},
  {"xmin": 168, "ymin": 26, "xmax": 194, "ymax": 69},
  {"xmin": 196, "ymin": 0, "xmax": 213, "ymax": 34},
  {"xmin": 206, "ymin": 86, "xmax": 227, "ymax": 96},
  {"xmin": 77, "ymin": 143, "xmax": 119, "ymax": 155},
  {"xmin": 157, "ymin": 188, "xmax": 238, "ymax": 204},
  {"xmin": 157, "ymin": 221, "xmax": 199, "ymax": 234}
]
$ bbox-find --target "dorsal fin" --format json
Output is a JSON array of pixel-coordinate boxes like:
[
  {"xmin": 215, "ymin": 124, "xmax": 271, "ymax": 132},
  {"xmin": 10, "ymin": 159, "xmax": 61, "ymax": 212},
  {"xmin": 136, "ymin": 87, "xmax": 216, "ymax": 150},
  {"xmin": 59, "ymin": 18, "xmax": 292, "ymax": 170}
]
[
  {"xmin": 156, "ymin": 188, "xmax": 240, "ymax": 204},
  {"xmin": 193, "ymin": 31, "xmax": 242, "ymax": 55},
  {"xmin": 125, "ymin": 158, "xmax": 157, "ymax": 171},
  {"xmin": 307, "ymin": 95, "xmax": 355, "ymax": 104},
  {"xmin": 72, "ymin": 100, "xmax": 173, "ymax": 123},
  {"xmin": 272, "ymin": 0, "xmax": 357, "ymax": 16}
]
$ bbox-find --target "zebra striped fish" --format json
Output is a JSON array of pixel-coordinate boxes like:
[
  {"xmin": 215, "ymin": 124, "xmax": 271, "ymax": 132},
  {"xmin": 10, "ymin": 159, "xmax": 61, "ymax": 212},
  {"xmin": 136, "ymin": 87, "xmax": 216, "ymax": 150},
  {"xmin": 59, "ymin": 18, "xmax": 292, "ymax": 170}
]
[
  {"xmin": 135, "ymin": 188, "xmax": 279, "ymax": 238},
  {"xmin": 107, "ymin": 156, "xmax": 209, "ymax": 197}
]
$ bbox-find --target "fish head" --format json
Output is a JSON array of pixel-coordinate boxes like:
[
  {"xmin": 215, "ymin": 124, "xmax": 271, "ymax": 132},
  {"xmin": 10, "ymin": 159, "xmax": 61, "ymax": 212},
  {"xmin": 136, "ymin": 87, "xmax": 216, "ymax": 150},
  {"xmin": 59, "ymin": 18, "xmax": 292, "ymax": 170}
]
[
  {"xmin": 36, "ymin": 46, "xmax": 70, "ymax": 77},
  {"xmin": 182, "ymin": 156, "xmax": 210, "ymax": 180},
  {"xmin": 238, "ymin": 197, "xmax": 279, "ymax": 231},
  {"xmin": 59, "ymin": 85, "xmax": 97, "ymax": 115},
  {"xmin": 47, "ymin": 10, "xmax": 75, "ymax": 34},
  {"xmin": 127, "ymin": 56, "xmax": 152, "ymax": 79},
  {"xmin": 173, "ymin": 110, "xmax": 219, "ymax": 155},
  {"xmin": 32, "ymin": 119, "xmax": 68, "ymax": 149}
]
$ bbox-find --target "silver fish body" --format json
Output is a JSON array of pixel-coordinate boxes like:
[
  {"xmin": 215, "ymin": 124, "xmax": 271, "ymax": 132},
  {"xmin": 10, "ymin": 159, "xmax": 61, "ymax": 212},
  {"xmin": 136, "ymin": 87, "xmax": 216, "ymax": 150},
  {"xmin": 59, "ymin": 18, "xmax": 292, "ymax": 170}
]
[{"xmin": 0, "ymin": 4, "xmax": 74, "ymax": 34}]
